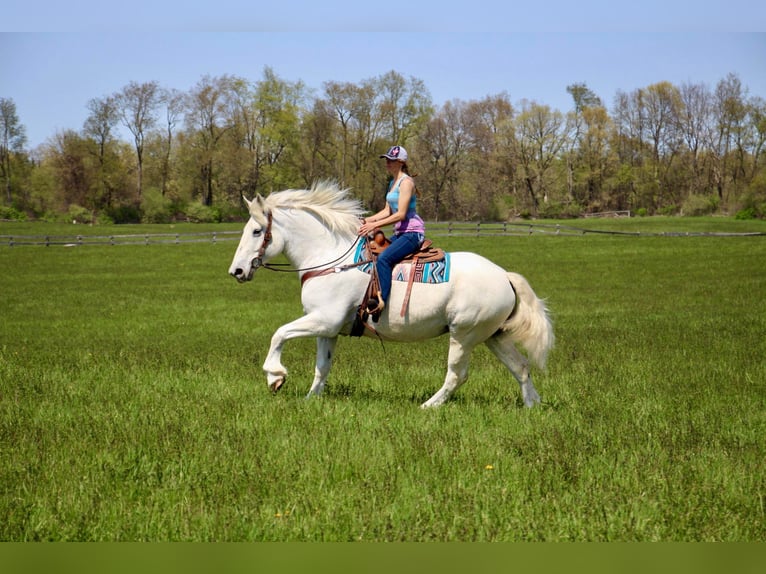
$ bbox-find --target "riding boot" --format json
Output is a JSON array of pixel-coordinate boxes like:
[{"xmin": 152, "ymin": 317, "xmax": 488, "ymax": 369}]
[{"xmin": 367, "ymin": 291, "xmax": 385, "ymax": 322}]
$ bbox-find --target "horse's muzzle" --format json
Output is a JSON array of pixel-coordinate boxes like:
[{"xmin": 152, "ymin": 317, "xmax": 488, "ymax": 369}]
[
  {"xmin": 230, "ymin": 257, "xmax": 261, "ymax": 282},
  {"xmin": 230, "ymin": 267, "xmax": 254, "ymax": 283}
]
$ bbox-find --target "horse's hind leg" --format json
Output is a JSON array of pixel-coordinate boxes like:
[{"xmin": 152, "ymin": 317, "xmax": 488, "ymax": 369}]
[
  {"xmin": 421, "ymin": 335, "xmax": 474, "ymax": 408},
  {"xmin": 307, "ymin": 336, "xmax": 337, "ymax": 398},
  {"xmin": 485, "ymin": 332, "xmax": 541, "ymax": 407}
]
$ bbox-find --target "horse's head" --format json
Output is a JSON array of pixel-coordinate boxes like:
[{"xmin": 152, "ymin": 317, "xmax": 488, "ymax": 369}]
[{"xmin": 229, "ymin": 195, "xmax": 282, "ymax": 283}]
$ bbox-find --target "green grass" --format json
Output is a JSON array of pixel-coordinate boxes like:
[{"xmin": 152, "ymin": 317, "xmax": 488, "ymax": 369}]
[{"xmin": 1, "ymin": 220, "xmax": 765, "ymax": 540}]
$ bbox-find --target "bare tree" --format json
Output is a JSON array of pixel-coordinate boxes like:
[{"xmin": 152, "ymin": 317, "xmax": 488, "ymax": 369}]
[
  {"xmin": 83, "ymin": 96, "xmax": 120, "ymax": 209},
  {"xmin": 322, "ymin": 80, "xmax": 358, "ymax": 183},
  {"xmin": 745, "ymin": 96, "xmax": 766, "ymax": 181},
  {"xmin": 712, "ymin": 73, "xmax": 748, "ymax": 201},
  {"xmin": 678, "ymin": 82, "xmax": 713, "ymax": 196},
  {"xmin": 374, "ymin": 70, "xmax": 433, "ymax": 145},
  {"xmin": 641, "ymin": 82, "xmax": 684, "ymax": 206},
  {"xmin": 1, "ymin": 98, "xmax": 27, "ymax": 205},
  {"xmin": 159, "ymin": 88, "xmax": 184, "ymax": 196},
  {"xmin": 116, "ymin": 81, "xmax": 161, "ymax": 199},
  {"xmin": 418, "ymin": 100, "xmax": 468, "ymax": 220}
]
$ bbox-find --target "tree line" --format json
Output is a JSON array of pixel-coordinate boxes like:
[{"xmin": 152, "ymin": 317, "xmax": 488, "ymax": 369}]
[{"xmin": 1, "ymin": 68, "xmax": 764, "ymax": 223}]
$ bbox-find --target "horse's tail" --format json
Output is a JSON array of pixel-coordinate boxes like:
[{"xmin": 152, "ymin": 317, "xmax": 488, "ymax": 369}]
[{"xmin": 498, "ymin": 272, "xmax": 554, "ymax": 370}]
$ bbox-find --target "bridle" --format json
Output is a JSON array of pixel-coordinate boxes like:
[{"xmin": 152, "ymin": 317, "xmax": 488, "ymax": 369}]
[
  {"xmin": 249, "ymin": 210, "xmax": 366, "ymax": 278},
  {"xmin": 250, "ymin": 211, "xmax": 274, "ymax": 271}
]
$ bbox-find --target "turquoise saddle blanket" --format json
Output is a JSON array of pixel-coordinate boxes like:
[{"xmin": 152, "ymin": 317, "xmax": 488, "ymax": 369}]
[{"xmin": 353, "ymin": 241, "xmax": 451, "ymax": 284}]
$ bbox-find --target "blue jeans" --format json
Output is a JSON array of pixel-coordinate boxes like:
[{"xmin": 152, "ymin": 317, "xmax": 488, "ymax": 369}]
[{"xmin": 376, "ymin": 232, "xmax": 424, "ymax": 304}]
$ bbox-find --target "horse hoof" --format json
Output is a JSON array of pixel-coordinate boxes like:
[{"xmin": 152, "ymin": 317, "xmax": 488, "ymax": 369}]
[{"xmin": 269, "ymin": 376, "xmax": 286, "ymax": 393}]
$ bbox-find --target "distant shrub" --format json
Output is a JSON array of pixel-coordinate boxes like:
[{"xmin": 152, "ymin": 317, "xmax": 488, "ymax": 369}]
[
  {"xmin": 735, "ymin": 207, "xmax": 758, "ymax": 220},
  {"xmin": 681, "ymin": 194, "xmax": 719, "ymax": 216},
  {"xmin": 0, "ymin": 206, "xmax": 27, "ymax": 221},
  {"xmin": 518, "ymin": 210, "xmax": 533, "ymax": 220},
  {"xmin": 107, "ymin": 204, "xmax": 142, "ymax": 224},
  {"xmin": 141, "ymin": 188, "xmax": 174, "ymax": 223},
  {"xmin": 538, "ymin": 202, "xmax": 582, "ymax": 219},
  {"xmin": 184, "ymin": 202, "xmax": 221, "ymax": 223},
  {"xmin": 736, "ymin": 187, "xmax": 765, "ymax": 220},
  {"xmin": 658, "ymin": 204, "xmax": 678, "ymax": 216},
  {"xmin": 635, "ymin": 207, "xmax": 648, "ymax": 217},
  {"xmin": 68, "ymin": 204, "xmax": 93, "ymax": 224},
  {"xmin": 96, "ymin": 212, "xmax": 114, "ymax": 225}
]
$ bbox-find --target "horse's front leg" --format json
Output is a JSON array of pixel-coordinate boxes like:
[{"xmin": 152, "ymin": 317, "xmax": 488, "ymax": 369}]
[
  {"xmin": 306, "ymin": 336, "xmax": 338, "ymax": 398},
  {"xmin": 262, "ymin": 313, "xmax": 338, "ymax": 393}
]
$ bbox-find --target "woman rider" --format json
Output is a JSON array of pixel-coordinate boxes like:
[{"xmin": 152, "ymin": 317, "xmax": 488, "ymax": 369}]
[{"xmin": 358, "ymin": 145, "xmax": 425, "ymax": 314}]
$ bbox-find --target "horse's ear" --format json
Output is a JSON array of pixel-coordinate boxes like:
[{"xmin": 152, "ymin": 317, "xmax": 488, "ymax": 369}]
[
  {"xmin": 254, "ymin": 194, "xmax": 265, "ymax": 209},
  {"xmin": 242, "ymin": 195, "xmax": 252, "ymax": 209}
]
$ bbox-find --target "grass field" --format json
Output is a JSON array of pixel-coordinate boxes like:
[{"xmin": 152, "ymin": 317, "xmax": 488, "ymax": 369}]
[{"xmin": 1, "ymin": 218, "xmax": 765, "ymax": 541}]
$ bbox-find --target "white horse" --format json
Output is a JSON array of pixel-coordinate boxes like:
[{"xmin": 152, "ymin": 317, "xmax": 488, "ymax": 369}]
[{"xmin": 228, "ymin": 181, "xmax": 554, "ymax": 408}]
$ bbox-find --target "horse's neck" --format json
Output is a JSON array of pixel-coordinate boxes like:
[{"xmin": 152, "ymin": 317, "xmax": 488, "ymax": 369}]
[{"xmin": 279, "ymin": 211, "xmax": 357, "ymax": 268}]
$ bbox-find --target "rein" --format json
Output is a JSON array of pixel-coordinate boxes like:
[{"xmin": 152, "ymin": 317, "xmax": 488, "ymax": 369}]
[{"xmin": 250, "ymin": 210, "xmax": 367, "ymax": 279}]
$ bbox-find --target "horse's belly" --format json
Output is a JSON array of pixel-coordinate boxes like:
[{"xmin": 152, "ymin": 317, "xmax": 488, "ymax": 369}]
[
  {"xmin": 362, "ymin": 251, "xmax": 514, "ymax": 341},
  {"xmin": 367, "ymin": 282, "xmax": 452, "ymax": 341}
]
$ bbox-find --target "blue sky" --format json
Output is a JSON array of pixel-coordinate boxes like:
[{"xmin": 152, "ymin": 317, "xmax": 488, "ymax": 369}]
[{"xmin": 2, "ymin": 3, "xmax": 765, "ymax": 149}]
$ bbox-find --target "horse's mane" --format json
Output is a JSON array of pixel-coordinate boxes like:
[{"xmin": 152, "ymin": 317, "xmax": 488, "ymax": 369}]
[{"xmin": 263, "ymin": 180, "xmax": 364, "ymax": 236}]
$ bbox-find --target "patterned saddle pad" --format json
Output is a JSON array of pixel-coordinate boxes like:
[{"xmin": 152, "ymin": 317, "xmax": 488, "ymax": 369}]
[{"xmin": 353, "ymin": 241, "xmax": 451, "ymax": 284}]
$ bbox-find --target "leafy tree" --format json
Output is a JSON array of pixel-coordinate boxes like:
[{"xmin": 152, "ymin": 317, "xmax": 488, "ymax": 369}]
[
  {"xmin": 566, "ymin": 83, "xmax": 603, "ymax": 204},
  {"xmin": 44, "ymin": 130, "xmax": 96, "ymax": 212},
  {"xmin": 295, "ymin": 98, "xmax": 339, "ymax": 187},
  {"xmin": 578, "ymin": 105, "xmax": 614, "ymax": 210},
  {"xmin": 6, "ymin": 70, "xmax": 766, "ymax": 221},
  {"xmin": 248, "ymin": 67, "xmax": 306, "ymax": 192},
  {"xmin": 460, "ymin": 95, "xmax": 515, "ymax": 219},
  {"xmin": 515, "ymin": 100, "xmax": 571, "ymax": 214},
  {"xmin": 184, "ymin": 74, "xmax": 237, "ymax": 206}
]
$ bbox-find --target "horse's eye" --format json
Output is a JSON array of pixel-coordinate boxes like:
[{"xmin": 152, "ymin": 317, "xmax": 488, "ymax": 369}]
[{"xmin": 253, "ymin": 228, "xmax": 262, "ymax": 237}]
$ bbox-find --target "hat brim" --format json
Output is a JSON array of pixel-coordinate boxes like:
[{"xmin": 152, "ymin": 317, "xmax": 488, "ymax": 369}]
[{"xmin": 380, "ymin": 154, "xmax": 403, "ymax": 161}]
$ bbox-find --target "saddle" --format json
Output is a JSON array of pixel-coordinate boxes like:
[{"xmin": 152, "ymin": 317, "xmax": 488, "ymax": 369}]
[
  {"xmin": 351, "ymin": 230, "xmax": 446, "ymax": 336},
  {"xmin": 368, "ymin": 229, "xmax": 445, "ymax": 263}
]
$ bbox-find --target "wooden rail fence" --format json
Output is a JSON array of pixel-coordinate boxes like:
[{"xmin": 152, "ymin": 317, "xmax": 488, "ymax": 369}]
[{"xmin": 2, "ymin": 222, "xmax": 764, "ymax": 247}]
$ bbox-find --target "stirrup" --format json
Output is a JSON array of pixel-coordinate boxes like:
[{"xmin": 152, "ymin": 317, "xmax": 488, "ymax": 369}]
[{"xmin": 366, "ymin": 297, "xmax": 385, "ymax": 322}]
